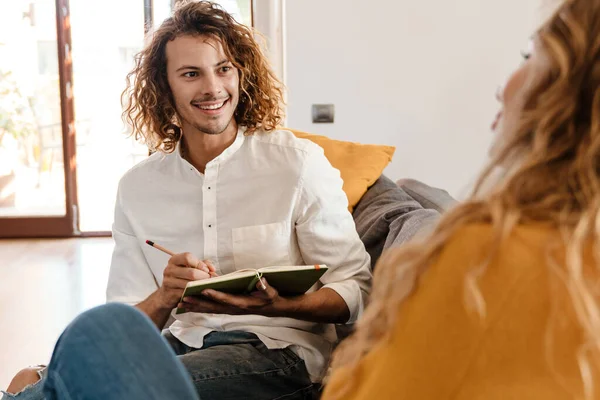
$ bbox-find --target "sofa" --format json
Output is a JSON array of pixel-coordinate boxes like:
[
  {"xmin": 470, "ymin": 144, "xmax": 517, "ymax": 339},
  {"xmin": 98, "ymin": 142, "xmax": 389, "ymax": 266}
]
[{"xmin": 352, "ymin": 174, "xmax": 456, "ymax": 269}]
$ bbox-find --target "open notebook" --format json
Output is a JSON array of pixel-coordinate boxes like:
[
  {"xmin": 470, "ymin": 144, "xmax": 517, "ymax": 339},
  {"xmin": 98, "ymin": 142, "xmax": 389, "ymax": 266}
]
[{"xmin": 175, "ymin": 264, "xmax": 328, "ymax": 314}]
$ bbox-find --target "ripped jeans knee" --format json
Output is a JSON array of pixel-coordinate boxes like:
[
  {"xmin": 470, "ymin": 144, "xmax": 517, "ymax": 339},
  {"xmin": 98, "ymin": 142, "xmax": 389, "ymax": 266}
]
[{"xmin": 1, "ymin": 366, "xmax": 47, "ymax": 400}]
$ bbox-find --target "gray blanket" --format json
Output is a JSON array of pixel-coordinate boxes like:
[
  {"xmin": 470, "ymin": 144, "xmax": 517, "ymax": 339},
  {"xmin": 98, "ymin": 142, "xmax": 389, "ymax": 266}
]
[{"xmin": 352, "ymin": 175, "xmax": 441, "ymax": 269}]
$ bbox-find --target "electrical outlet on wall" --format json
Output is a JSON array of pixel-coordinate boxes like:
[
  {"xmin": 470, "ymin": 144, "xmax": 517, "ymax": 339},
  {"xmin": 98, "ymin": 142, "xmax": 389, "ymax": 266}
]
[{"xmin": 312, "ymin": 104, "xmax": 334, "ymax": 123}]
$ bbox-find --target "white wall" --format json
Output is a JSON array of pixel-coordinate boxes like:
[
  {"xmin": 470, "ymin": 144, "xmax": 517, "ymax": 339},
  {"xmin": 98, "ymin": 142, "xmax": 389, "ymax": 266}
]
[
  {"xmin": 253, "ymin": 0, "xmax": 286, "ymax": 85},
  {"xmin": 284, "ymin": 0, "xmax": 548, "ymax": 198}
]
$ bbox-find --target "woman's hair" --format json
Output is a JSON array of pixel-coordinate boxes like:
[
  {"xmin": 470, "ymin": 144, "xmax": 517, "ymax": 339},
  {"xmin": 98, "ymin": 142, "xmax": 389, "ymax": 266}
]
[
  {"xmin": 330, "ymin": 0, "xmax": 600, "ymax": 397},
  {"xmin": 121, "ymin": 0, "xmax": 284, "ymax": 152}
]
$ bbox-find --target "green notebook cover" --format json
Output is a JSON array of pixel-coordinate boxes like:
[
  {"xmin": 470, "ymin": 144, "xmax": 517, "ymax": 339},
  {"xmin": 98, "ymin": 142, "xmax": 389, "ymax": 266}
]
[{"xmin": 176, "ymin": 265, "xmax": 328, "ymax": 314}]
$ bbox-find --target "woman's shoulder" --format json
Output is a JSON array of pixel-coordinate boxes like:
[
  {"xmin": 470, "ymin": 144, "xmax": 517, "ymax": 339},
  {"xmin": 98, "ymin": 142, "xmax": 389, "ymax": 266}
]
[
  {"xmin": 442, "ymin": 223, "xmax": 559, "ymax": 259},
  {"xmin": 448, "ymin": 223, "xmax": 557, "ymax": 243},
  {"xmin": 427, "ymin": 223, "xmax": 562, "ymax": 291}
]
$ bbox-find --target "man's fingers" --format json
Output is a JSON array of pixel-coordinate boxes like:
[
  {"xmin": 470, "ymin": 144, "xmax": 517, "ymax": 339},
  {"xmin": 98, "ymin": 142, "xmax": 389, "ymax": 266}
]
[
  {"xmin": 255, "ymin": 278, "xmax": 278, "ymax": 299},
  {"xmin": 206, "ymin": 261, "xmax": 219, "ymax": 277},
  {"xmin": 200, "ymin": 290, "xmax": 243, "ymax": 307},
  {"xmin": 163, "ymin": 276, "xmax": 191, "ymax": 290},
  {"xmin": 168, "ymin": 252, "xmax": 190, "ymax": 265},
  {"xmin": 204, "ymin": 260, "xmax": 217, "ymax": 273},
  {"xmin": 181, "ymin": 296, "xmax": 228, "ymax": 312},
  {"xmin": 256, "ymin": 277, "xmax": 267, "ymax": 291},
  {"xmin": 179, "ymin": 298, "xmax": 239, "ymax": 315},
  {"xmin": 168, "ymin": 265, "xmax": 211, "ymax": 281},
  {"xmin": 168, "ymin": 253, "xmax": 217, "ymax": 275},
  {"xmin": 250, "ymin": 290, "xmax": 270, "ymax": 299},
  {"xmin": 199, "ymin": 290, "xmax": 262, "ymax": 309},
  {"xmin": 196, "ymin": 260, "xmax": 218, "ymax": 277},
  {"xmin": 183, "ymin": 268, "xmax": 211, "ymax": 281},
  {"xmin": 169, "ymin": 252, "xmax": 198, "ymax": 267},
  {"xmin": 194, "ymin": 260, "xmax": 211, "ymax": 274}
]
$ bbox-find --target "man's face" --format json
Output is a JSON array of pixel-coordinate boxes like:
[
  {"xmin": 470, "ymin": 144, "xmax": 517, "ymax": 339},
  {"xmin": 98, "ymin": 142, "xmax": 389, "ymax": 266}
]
[{"xmin": 166, "ymin": 35, "xmax": 239, "ymax": 136}]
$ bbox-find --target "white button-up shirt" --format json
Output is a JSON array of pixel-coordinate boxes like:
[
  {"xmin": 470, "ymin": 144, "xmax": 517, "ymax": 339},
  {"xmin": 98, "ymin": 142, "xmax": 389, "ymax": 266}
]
[{"xmin": 106, "ymin": 127, "xmax": 372, "ymax": 381}]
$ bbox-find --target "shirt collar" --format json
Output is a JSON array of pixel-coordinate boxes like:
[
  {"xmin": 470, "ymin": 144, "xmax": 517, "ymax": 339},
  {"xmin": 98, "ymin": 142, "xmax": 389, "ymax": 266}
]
[{"xmin": 175, "ymin": 125, "xmax": 247, "ymax": 167}]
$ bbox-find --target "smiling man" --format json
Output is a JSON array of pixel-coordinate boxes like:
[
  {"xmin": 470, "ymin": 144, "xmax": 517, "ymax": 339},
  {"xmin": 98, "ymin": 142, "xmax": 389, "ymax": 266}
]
[{"xmin": 105, "ymin": 1, "xmax": 372, "ymax": 399}]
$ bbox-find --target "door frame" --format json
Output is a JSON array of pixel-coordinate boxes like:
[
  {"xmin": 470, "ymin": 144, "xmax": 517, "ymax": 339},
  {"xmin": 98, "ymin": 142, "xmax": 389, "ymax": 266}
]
[{"xmin": 0, "ymin": 0, "xmax": 78, "ymax": 238}]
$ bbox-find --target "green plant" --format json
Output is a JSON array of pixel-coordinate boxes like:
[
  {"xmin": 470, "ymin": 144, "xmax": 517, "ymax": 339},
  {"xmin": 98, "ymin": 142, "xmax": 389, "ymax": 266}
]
[{"xmin": 0, "ymin": 69, "xmax": 35, "ymax": 143}]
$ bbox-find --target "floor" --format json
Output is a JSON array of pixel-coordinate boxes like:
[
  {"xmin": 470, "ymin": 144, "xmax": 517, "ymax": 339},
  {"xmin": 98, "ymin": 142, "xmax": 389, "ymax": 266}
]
[{"xmin": 0, "ymin": 237, "xmax": 114, "ymax": 389}]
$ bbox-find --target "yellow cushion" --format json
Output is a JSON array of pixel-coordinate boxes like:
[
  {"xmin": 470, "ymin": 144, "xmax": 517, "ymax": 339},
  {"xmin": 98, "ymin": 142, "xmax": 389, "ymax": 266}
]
[{"xmin": 287, "ymin": 129, "xmax": 396, "ymax": 212}]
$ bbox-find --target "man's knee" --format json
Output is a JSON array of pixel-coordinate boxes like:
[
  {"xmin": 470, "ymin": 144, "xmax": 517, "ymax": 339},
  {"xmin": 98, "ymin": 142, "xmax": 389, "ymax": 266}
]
[
  {"xmin": 5, "ymin": 366, "xmax": 44, "ymax": 395},
  {"xmin": 80, "ymin": 302, "xmax": 138, "ymax": 323},
  {"xmin": 66, "ymin": 303, "xmax": 143, "ymax": 339}
]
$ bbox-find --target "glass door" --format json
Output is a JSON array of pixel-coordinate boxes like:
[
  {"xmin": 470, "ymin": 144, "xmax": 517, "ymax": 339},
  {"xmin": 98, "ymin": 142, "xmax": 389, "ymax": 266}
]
[
  {"xmin": 69, "ymin": 0, "xmax": 148, "ymax": 233},
  {"xmin": 0, "ymin": 0, "xmax": 76, "ymax": 237}
]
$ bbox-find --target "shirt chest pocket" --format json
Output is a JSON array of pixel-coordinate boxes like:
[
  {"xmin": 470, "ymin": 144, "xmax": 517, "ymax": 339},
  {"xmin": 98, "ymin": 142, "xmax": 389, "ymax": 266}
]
[{"xmin": 232, "ymin": 221, "xmax": 291, "ymax": 269}]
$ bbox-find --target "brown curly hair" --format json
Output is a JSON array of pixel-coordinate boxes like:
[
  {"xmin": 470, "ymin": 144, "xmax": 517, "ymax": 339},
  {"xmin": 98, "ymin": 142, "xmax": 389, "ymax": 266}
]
[{"xmin": 122, "ymin": 0, "xmax": 284, "ymax": 152}]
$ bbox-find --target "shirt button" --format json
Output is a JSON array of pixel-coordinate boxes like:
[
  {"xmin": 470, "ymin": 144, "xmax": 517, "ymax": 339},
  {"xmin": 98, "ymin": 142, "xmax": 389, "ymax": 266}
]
[
  {"xmin": 208, "ymin": 187, "xmax": 211, "ymax": 190},
  {"xmin": 208, "ymin": 224, "xmax": 212, "ymax": 228}
]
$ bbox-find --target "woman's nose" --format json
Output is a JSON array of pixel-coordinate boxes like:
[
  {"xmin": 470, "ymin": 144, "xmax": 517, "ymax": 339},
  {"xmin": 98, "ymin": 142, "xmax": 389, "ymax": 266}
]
[{"xmin": 495, "ymin": 86, "xmax": 503, "ymax": 103}]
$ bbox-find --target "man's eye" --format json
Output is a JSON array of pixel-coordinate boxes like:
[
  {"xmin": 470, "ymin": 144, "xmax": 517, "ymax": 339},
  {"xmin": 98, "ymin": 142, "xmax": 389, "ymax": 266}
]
[
  {"xmin": 520, "ymin": 50, "xmax": 531, "ymax": 61},
  {"xmin": 183, "ymin": 72, "xmax": 198, "ymax": 78}
]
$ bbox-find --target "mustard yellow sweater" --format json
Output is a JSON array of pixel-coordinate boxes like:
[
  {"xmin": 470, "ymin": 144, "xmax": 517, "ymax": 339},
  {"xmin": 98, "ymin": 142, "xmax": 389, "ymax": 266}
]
[{"xmin": 323, "ymin": 225, "xmax": 592, "ymax": 400}]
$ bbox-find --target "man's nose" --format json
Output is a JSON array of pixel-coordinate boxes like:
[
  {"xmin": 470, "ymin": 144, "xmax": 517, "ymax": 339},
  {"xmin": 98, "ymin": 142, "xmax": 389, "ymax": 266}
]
[{"xmin": 199, "ymin": 73, "xmax": 222, "ymax": 97}]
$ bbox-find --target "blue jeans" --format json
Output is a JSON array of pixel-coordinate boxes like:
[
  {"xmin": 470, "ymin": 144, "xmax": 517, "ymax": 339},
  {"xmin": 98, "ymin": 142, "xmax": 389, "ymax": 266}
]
[
  {"xmin": 162, "ymin": 330, "xmax": 315, "ymax": 399},
  {"xmin": 2, "ymin": 304, "xmax": 316, "ymax": 400}
]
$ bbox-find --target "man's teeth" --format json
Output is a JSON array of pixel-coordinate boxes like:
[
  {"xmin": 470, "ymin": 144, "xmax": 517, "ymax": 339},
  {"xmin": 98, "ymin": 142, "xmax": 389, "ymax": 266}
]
[{"xmin": 196, "ymin": 100, "xmax": 226, "ymax": 110}]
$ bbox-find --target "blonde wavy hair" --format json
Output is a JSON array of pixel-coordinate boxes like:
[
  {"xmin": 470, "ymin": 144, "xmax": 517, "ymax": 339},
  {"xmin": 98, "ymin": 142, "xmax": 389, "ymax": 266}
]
[
  {"xmin": 330, "ymin": 0, "xmax": 600, "ymax": 398},
  {"xmin": 121, "ymin": 1, "xmax": 284, "ymax": 152}
]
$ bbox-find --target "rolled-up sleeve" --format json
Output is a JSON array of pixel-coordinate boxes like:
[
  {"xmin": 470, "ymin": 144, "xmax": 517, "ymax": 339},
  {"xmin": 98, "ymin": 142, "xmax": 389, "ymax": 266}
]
[
  {"xmin": 106, "ymin": 185, "xmax": 158, "ymax": 305},
  {"xmin": 293, "ymin": 147, "xmax": 372, "ymax": 323}
]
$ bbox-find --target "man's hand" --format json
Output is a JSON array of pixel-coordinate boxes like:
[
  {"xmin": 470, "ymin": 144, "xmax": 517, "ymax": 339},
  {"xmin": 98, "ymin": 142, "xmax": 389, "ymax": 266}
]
[
  {"xmin": 155, "ymin": 252, "xmax": 217, "ymax": 310},
  {"xmin": 178, "ymin": 278, "xmax": 287, "ymax": 316}
]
